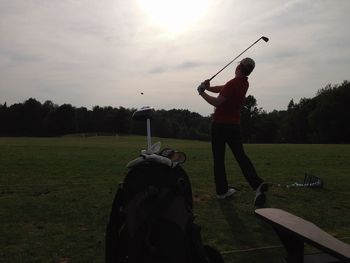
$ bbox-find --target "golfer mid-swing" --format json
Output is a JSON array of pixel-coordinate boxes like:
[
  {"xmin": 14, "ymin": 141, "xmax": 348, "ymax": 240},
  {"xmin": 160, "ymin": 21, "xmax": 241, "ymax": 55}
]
[{"xmin": 197, "ymin": 57, "xmax": 268, "ymax": 206}]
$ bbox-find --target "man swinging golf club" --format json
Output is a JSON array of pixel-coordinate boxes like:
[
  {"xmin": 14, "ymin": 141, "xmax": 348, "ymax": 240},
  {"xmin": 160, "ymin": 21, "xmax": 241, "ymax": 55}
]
[{"xmin": 197, "ymin": 57, "xmax": 268, "ymax": 206}]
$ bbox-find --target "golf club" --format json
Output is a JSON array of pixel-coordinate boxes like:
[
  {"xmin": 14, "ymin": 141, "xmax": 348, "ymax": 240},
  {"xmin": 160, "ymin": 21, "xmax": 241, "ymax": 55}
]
[
  {"xmin": 132, "ymin": 106, "xmax": 154, "ymax": 151},
  {"xmin": 209, "ymin": 36, "xmax": 269, "ymax": 81}
]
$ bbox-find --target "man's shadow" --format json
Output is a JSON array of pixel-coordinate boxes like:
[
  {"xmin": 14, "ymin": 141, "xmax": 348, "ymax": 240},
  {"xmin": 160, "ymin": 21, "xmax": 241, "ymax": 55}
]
[
  {"xmin": 218, "ymin": 199, "xmax": 282, "ymax": 260},
  {"xmin": 218, "ymin": 199, "xmax": 253, "ymax": 247}
]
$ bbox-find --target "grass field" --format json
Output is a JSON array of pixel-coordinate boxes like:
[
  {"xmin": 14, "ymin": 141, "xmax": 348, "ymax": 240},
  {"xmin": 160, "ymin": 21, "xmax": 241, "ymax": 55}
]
[{"xmin": 1, "ymin": 136, "xmax": 350, "ymax": 263}]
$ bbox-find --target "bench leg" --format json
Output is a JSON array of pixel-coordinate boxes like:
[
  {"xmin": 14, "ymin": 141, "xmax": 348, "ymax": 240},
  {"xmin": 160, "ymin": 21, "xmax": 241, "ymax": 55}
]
[{"xmin": 274, "ymin": 227, "xmax": 304, "ymax": 263}]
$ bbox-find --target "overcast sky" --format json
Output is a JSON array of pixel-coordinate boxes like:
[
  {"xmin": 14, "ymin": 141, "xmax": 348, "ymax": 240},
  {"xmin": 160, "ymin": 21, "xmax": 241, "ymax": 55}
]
[{"xmin": 1, "ymin": 0, "xmax": 349, "ymax": 116}]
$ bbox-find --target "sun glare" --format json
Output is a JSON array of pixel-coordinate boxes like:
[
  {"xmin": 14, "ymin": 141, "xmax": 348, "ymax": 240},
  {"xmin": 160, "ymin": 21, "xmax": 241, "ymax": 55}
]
[{"xmin": 138, "ymin": 0, "xmax": 211, "ymax": 34}]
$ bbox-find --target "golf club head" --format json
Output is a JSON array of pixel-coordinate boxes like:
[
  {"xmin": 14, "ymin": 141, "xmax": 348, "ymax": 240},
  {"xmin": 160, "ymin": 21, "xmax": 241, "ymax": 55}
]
[
  {"xmin": 132, "ymin": 106, "xmax": 154, "ymax": 121},
  {"xmin": 261, "ymin": 36, "xmax": 269, "ymax": 42},
  {"xmin": 132, "ymin": 106, "xmax": 154, "ymax": 151}
]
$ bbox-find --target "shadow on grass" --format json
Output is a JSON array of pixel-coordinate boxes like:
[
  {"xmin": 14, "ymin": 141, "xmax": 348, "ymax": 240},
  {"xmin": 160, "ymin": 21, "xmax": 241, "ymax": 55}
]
[
  {"xmin": 218, "ymin": 199, "xmax": 285, "ymax": 263},
  {"xmin": 218, "ymin": 200, "xmax": 252, "ymax": 246}
]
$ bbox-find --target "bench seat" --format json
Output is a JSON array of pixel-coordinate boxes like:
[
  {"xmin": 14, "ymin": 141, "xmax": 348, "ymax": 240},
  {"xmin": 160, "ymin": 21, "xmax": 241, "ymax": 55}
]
[{"xmin": 255, "ymin": 208, "xmax": 350, "ymax": 263}]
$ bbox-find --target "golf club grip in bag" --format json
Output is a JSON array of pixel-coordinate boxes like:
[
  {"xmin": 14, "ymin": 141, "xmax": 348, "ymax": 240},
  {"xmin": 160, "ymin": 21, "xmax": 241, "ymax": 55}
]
[{"xmin": 105, "ymin": 161, "xmax": 224, "ymax": 263}]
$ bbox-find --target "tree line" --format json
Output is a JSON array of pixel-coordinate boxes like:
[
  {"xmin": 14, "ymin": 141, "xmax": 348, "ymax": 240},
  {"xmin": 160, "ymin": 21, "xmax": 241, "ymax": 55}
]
[
  {"xmin": 0, "ymin": 81, "xmax": 349, "ymax": 143},
  {"xmin": 0, "ymin": 99, "xmax": 211, "ymax": 140},
  {"xmin": 240, "ymin": 80, "xmax": 350, "ymax": 143}
]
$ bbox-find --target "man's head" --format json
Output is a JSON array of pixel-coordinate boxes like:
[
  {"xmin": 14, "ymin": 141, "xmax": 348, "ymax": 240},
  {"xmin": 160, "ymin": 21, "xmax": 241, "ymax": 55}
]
[{"xmin": 236, "ymin": 57, "xmax": 255, "ymax": 76}]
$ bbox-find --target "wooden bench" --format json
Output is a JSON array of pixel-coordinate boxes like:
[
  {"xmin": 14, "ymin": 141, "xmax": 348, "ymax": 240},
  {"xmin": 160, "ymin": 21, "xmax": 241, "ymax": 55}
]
[{"xmin": 255, "ymin": 208, "xmax": 350, "ymax": 263}]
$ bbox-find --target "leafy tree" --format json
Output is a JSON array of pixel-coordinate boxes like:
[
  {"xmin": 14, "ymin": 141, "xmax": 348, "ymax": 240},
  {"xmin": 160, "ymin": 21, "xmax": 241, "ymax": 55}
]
[
  {"xmin": 75, "ymin": 107, "xmax": 89, "ymax": 133},
  {"xmin": 241, "ymin": 95, "xmax": 261, "ymax": 142},
  {"xmin": 43, "ymin": 104, "xmax": 75, "ymax": 136},
  {"xmin": 308, "ymin": 81, "xmax": 350, "ymax": 143},
  {"xmin": 22, "ymin": 98, "xmax": 43, "ymax": 135},
  {"xmin": 254, "ymin": 110, "xmax": 283, "ymax": 143},
  {"xmin": 116, "ymin": 107, "xmax": 132, "ymax": 134},
  {"xmin": 0, "ymin": 102, "xmax": 8, "ymax": 135}
]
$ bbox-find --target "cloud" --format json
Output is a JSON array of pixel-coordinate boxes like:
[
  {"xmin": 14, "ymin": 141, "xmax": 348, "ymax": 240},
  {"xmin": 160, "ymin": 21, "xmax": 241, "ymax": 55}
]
[
  {"xmin": 148, "ymin": 66, "xmax": 166, "ymax": 74},
  {"xmin": 148, "ymin": 60, "xmax": 204, "ymax": 74},
  {"xmin": 176, "ymin": 61, "xmax": 202, "ymax": 69},
  {"xmin": 1, "ymin": 0, "xmax": 350, "ymax": 116}
]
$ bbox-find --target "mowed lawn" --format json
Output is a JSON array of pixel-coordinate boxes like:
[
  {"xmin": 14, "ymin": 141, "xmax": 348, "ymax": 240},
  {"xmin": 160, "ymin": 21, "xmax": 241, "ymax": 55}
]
[{"xmin": 1, "ymin": 136, "xmax": 349, "ymax": 263}]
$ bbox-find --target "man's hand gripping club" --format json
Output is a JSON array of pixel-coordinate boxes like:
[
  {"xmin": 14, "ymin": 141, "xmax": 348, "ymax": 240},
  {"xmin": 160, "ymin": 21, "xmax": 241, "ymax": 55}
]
[{"xmin": 197, "ymin": 79, "xmax": 210, "ymax": 95}]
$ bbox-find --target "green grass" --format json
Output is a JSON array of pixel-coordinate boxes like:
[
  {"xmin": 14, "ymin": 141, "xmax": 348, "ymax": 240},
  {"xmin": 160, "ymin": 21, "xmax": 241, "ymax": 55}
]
[{"xmin": 1, "ymin": 136, "xmax": 349, "ymax": 263}]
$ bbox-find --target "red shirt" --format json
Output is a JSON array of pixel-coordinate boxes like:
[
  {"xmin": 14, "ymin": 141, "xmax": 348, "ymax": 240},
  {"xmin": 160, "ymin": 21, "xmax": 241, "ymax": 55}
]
[{"xmin": 212, "ymin": 77, "xmax": 249, "ymax": 124}]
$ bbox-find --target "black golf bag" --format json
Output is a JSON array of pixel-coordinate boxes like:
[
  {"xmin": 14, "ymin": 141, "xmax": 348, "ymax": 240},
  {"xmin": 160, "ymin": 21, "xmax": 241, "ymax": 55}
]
[{"xmin": 105, "ymin": 157, "xmax": 224, "ymax": 263}]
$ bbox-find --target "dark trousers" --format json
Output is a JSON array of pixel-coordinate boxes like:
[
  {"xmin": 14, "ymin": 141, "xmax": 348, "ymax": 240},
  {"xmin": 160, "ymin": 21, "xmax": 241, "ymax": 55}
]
[{"xmin": 211, "ymin": 123, "xmax": 263, "ymax": 195}]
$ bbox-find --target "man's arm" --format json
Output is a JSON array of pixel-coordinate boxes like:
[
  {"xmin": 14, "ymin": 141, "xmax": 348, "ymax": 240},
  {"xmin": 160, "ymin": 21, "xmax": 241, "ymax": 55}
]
[
  {"xmin": 206, "ymin": 85, "xmax": 224, "ymax": 93},
  {"xmin": 200, "ymin": 92, "xmax": 227, "ymax": 107}
]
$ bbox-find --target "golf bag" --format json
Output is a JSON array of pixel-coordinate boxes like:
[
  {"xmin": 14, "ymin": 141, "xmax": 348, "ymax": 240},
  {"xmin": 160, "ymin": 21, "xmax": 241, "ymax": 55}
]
[{"xmin": 105, "ymin": 156, "xmax": 224, "ymax": 263}]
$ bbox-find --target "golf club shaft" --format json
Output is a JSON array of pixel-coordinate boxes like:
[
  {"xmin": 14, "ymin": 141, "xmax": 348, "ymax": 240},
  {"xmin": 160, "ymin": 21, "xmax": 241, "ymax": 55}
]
[
  {"xmin": 147, "ymin": 118, "xmax": 151, "ymax": 150},
  {"xmin": 209, "ymin": 37, "xmax": 267, "ymax": 81}
]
